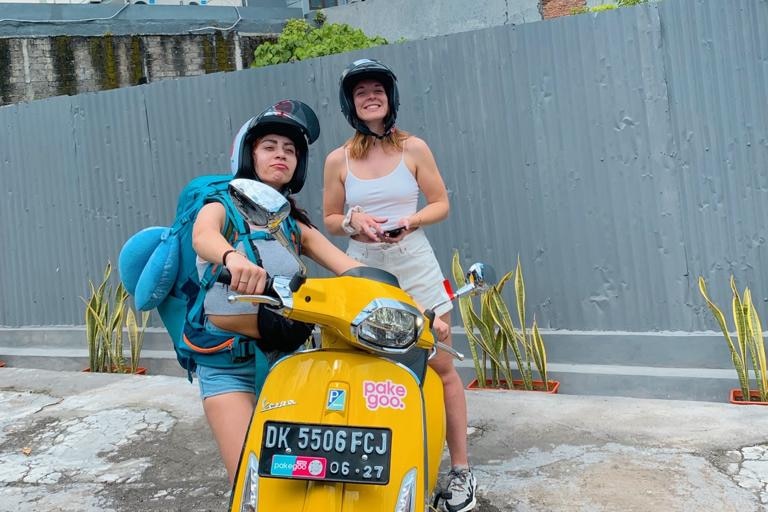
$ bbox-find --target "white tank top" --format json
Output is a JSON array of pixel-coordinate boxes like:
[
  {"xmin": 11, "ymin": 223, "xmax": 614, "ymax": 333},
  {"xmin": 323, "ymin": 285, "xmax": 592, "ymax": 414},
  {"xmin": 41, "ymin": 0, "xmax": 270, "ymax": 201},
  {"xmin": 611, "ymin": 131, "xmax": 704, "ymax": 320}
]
[{"xmin": 344, "ymin": 148, "xmax": 419, "ymax": 231}]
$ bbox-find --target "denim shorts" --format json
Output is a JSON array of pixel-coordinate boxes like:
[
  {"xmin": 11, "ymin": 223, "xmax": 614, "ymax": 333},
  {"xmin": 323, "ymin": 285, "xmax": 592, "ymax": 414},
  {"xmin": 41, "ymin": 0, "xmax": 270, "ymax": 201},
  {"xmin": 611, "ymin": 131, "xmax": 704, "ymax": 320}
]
[
  {"xmin": 347, "ymin": 229, "xmax": 453, "ymax": 316},
  {"xmin": 196, "ymin": 360, "xmax": 266, "ymax": 399},
  {"xmin": 196, "ymin": 321, "xmax": 271, "ymax": 399}
]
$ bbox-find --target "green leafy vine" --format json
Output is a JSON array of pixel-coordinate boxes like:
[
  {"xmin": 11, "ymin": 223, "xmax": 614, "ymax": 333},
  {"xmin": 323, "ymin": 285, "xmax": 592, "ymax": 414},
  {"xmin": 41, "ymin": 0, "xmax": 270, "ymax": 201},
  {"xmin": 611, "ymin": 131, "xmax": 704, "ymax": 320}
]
[{"xmin": 251, "ymin": 19, "xmax": 387, "ymax": 68}]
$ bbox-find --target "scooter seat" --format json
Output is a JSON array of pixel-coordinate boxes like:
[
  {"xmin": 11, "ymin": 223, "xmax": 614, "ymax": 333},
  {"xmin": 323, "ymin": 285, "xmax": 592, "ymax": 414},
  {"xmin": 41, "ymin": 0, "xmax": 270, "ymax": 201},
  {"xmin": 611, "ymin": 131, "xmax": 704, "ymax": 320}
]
[{"xmin": 341, "ymin": 266, "xmax": 400, "ymax": 288}]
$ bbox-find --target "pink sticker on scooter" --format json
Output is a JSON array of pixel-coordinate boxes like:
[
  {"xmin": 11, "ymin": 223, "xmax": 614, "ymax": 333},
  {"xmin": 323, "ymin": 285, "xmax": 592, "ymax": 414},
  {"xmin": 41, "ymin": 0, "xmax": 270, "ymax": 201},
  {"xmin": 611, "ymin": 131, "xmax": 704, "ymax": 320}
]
[
  {"xmin": 292, "ymin": 456, "xmax": 328, "ymax": 478},
  {"xmin": 363, "ymin": 379, "xmax": 407, "ymax": 411}
]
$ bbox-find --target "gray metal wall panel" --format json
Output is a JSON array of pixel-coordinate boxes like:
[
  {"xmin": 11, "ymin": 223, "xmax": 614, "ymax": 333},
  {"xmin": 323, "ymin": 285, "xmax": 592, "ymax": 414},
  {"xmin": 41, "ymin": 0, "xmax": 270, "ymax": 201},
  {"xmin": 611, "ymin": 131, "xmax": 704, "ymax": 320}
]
[
  {"xmin": 143, "ymin": 72, "xmax": 236, "ymax": 223},
  {"xmin": 522, "ymin": 7, "xmax": 688, "ymax": 331},
  {"xmin": 661, "ymin": 0, "xmax": 768, "ymax": 327},
  {"xmin": 1, "ymin": 0, "xmax": 767, "ymax": 332},
  {"xmin": 70, "ymin": 88, "xmax": 159, "ymax": 285},
  {"xmin": 1, "ymin": 97, "xmax": 86, "ymax": 326},
  {"xmin": 398, "ymin": 7, "xmax": 687, "ymax": 331}
]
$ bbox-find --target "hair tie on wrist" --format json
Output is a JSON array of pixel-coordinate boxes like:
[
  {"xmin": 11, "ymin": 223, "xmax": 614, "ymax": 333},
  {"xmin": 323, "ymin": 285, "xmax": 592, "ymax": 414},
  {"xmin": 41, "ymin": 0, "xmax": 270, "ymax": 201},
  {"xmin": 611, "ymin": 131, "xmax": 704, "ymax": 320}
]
[
  {"xmin": 342, "ymin": 205, "xmax": 363, "ymax": 235},
  {"xmin": 222, "ymin": 249, "xmax": 237, "ymax": 267}
]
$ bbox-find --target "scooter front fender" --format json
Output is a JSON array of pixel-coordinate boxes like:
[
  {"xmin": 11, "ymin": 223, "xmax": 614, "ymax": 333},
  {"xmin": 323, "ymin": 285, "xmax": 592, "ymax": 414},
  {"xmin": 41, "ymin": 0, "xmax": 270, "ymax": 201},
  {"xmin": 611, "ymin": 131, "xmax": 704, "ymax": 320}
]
[{"xmin": 230, "ymin": 350, "xmax": 445, "ymax": 512}]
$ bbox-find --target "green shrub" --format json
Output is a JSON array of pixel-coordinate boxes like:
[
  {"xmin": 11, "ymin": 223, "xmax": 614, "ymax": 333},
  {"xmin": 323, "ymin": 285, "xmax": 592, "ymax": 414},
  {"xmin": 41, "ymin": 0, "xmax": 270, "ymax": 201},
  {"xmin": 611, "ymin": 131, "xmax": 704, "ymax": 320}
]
[
  {"xmin": 572, "ymin": 0, "xmax": 647, "ymax": 15},
  {"xmin": 591, "ymin": 4, "xmax": 617, "ymax": 12},
  {"xmin": 251, "ymin": 19, "xmax": 387, "ymax": 68}
]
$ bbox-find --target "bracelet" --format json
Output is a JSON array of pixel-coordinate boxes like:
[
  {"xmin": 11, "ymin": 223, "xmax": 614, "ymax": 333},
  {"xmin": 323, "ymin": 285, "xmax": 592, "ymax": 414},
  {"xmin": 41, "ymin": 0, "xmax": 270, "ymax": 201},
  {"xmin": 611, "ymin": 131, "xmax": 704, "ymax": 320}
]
[
  {"xmin": 222, "ymin": 249, "xmax": 238, "ymax": 267},
  {"xmin": 342, "ymin": 205, "xmax": 363, "ymax": 235}
]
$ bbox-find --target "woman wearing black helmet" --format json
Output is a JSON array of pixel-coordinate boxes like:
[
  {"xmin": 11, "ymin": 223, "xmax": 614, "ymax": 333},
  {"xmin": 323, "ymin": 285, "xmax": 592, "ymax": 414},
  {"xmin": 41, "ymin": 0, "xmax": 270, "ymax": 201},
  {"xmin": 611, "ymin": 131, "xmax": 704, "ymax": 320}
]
[
  {"xmin": 323, "ymin": 59, "xmax": 477, "ymax": 512},
  {"xmin": 193, "ymin": 100, "xmax": 362, "ymax": 483}
]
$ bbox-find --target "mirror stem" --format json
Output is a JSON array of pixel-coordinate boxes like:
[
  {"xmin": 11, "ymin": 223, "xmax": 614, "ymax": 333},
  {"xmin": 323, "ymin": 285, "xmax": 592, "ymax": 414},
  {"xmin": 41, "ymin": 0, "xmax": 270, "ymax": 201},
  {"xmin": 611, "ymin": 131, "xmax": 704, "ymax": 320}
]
[
  {"xmin": 273, "ymin": 230, "xmax": 307, "ymax": 277},
  {"xmin": 437, "ymin": 342, "xmax": 464, "ymax": 361}
]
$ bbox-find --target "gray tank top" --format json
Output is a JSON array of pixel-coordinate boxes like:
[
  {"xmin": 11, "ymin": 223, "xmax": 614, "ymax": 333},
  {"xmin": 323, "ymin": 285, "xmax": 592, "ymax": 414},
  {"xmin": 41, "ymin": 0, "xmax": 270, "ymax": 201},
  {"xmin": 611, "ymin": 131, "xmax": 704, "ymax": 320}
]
[{"xmin": 197, "ymin": 226, "xmax": 302, "ymax": 316}]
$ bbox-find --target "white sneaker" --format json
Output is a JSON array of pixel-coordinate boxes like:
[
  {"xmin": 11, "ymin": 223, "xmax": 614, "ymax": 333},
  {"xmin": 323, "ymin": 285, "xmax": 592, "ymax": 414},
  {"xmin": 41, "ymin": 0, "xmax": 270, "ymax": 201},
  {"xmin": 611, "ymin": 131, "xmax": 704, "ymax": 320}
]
[{"xmin": 443, "ymin": 467, "xmax": 477, "ymax": 512}]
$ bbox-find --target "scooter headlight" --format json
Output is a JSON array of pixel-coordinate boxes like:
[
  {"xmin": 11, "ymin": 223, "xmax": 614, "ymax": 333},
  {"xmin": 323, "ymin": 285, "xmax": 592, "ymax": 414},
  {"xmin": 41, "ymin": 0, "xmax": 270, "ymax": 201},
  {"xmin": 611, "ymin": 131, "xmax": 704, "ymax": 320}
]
[
  {"xmin": 351, "ymin": 299, "xmax": 424, "ymax": 353},
  {"xmin": 239, "ymin": 452, "xmax": 259, "ymax": 512}
]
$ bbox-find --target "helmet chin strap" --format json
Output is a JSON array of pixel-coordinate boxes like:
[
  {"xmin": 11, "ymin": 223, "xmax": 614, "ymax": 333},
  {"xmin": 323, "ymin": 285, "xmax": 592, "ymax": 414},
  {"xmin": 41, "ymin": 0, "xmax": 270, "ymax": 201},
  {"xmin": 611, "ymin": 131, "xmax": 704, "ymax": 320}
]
[{"xmin": 357, "ymin": 123, "xmax": 393, "ymax": 140}]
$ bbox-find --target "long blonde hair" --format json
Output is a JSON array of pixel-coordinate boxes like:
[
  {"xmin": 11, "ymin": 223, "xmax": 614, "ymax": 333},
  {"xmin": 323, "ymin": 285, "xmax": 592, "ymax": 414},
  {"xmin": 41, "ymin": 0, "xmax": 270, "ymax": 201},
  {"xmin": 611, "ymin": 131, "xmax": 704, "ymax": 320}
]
[{"xmin": 346, "ymin": 128, "xmax": 410, "ymax": 160}]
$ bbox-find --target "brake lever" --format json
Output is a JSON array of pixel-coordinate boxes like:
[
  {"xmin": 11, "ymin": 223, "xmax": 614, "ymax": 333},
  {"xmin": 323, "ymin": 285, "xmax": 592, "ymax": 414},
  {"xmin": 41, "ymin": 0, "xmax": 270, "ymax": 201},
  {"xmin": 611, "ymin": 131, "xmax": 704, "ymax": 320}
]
[
  {"xmin": 423, "ymin": 307, "xmax": 463, "ymax": 360},
  {"xmin": 218, "ymin": 268, "xmax": 283, "ymax": 307},
  {"xmin": 436, "ymin": 342, "xmax": 464, "ymax": 361}
]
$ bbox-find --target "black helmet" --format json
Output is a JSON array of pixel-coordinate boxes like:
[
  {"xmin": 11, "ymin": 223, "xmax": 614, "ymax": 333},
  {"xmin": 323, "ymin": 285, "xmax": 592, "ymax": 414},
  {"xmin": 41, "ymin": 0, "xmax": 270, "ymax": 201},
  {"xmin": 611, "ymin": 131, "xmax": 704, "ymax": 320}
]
[
  {"xmin": 230, "ymin": 99, "xmax": 320, "ymax": 195},
  {"xmin": 339, "ymin": 58, "xmax": 399, "ymax": 138}
]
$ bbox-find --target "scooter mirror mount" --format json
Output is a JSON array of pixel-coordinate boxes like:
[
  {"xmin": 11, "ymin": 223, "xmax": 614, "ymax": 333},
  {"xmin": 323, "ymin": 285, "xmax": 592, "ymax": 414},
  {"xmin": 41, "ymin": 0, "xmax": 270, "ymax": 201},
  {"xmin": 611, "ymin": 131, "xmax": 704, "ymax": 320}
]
[
  {"xmin": 425, "ymin": 262, "xmax": 496, "ymax": 361},
  {"xmin": 228, "ymin": 179, "xmax": 307, "ymax": 277},
  {"xmin": 428, "ymin": 262, "xmax": 497, "ymax": 316}
]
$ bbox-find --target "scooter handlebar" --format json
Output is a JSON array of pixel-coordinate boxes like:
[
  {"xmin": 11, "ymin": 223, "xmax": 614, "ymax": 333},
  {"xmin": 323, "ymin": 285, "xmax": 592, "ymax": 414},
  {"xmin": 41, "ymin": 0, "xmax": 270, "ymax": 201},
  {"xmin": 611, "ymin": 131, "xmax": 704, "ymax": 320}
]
[
  {"xmin": 424, "ymin": 308, "xmax": 436, "ymax": 329},
  {"xmin": 217, "ymin": 268, "xmax": 277, "ymax": 299}
]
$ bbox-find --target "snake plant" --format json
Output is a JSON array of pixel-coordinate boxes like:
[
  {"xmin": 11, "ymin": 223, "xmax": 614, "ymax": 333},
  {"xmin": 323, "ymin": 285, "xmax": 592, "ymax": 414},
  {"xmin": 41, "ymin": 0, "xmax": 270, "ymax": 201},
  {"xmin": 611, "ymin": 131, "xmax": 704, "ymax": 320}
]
[
  {"xmin": 83, "ymin": 262, "xmax": 149, "ymax": 373},
  {"xmin": 452, "ymin": 251, "xmax": 549, "ymax": 390},
  {"xmin": 698, "ymin": 276, "xmax": 768, "ymax": 402}
]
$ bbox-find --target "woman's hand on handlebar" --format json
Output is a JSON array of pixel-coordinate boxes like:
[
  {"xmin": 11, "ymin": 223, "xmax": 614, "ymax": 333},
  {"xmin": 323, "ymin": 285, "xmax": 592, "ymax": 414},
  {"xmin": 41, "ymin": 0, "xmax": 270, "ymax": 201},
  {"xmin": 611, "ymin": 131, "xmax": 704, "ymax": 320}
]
[
  {"xmin": 224, "ymin": 251, "xmax": 268, "ymax": 294},
  {"xmin": 433, "ymin": 316, "xmax": 450, "ymax": 343}
]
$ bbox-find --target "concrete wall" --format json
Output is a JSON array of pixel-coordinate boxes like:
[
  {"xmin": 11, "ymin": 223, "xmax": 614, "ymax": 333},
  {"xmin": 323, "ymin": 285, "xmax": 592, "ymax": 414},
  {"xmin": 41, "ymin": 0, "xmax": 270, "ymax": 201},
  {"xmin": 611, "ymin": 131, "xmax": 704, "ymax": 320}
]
[
  {"xmin": 0, "ymin": 4, "xmax": 297, "ymax": 38},
  {"xmin": 0, "ymin": 3, "xmax": 298, "ymax": 105},
  {"xmin": 321, "ymin": 0, "xmax": 544, "ymax": 41},
  {"xmin": 0, "ymin": 33, "xmax": 273, "ymax": 106},
  {"xmin": 0, "ymin": 0, "xmax": 615, "ymax": 107},
  {"xmin": 320, "ymin": 0, "xmax": 656, "ymax": 42}
]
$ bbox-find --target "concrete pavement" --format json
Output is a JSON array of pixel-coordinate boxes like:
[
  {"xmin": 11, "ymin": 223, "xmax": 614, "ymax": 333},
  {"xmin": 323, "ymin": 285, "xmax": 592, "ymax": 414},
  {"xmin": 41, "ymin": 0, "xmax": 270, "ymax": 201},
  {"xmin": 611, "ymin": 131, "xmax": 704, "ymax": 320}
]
[{"xmin": 2, "ymin": 367, "xmax": 768, "ymax": 511}]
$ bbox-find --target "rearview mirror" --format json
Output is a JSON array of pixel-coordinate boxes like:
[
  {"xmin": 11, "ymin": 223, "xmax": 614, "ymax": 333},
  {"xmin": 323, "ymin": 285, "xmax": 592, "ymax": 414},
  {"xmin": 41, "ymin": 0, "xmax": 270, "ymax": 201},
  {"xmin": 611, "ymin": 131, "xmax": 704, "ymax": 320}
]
[
  {"xmin": 466, "ymin": 262, "xmax": 496, "ymax": 292},
  {"xmin": 227, "ymin": 179, "xmax": 306, "ymax": 277},
  {"xmin": 228, "ymin": 179, "xmax": 290, "ymax": 233}
]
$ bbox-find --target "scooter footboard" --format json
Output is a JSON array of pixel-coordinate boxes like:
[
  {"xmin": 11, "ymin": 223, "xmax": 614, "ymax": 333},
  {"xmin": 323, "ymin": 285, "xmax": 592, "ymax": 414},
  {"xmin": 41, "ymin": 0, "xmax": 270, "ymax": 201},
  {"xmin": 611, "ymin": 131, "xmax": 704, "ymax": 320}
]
[{"xmin": 229, "ymin": 350, "xmax": 446, "ymax": 512}]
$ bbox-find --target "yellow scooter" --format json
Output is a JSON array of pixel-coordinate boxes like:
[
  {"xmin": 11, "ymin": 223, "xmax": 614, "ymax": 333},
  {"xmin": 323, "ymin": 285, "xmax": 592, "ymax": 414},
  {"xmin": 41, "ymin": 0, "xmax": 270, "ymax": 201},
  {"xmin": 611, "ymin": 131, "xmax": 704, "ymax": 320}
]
[{"xmin": 224, "ymin": 179, "xmax": 493, "ymax": 512}]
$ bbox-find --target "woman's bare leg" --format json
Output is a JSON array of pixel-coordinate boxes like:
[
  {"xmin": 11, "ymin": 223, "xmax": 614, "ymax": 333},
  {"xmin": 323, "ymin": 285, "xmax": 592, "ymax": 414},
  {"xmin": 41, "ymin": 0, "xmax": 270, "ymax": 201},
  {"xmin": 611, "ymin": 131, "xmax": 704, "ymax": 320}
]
[{"xmin": 203, "ymin": 391, "xmax": 257, "ymax": 483}]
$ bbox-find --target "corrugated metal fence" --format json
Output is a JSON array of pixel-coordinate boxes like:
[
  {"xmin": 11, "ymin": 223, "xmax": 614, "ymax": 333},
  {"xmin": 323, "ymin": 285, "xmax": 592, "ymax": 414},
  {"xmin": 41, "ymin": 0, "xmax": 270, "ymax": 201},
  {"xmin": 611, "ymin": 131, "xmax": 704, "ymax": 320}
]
[{"xmin": 1, "ymin": 0, "xmax": 767, "ymax": 332}]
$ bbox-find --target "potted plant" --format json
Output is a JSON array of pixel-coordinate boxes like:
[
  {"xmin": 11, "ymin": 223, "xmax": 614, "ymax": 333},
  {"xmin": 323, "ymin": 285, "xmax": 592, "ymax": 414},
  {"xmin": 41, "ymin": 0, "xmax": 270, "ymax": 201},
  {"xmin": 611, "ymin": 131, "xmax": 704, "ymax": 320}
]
[
  {"xmin": 451, "ymin": 251, "xmax": 557, "ymax": 393},
  {"xmin": 82, "ymin": 261, "xmax": 150, "ymax": 374},
  {"xmin": 698, "ymin": 276, "xmax": 768, "ymax": 404}
]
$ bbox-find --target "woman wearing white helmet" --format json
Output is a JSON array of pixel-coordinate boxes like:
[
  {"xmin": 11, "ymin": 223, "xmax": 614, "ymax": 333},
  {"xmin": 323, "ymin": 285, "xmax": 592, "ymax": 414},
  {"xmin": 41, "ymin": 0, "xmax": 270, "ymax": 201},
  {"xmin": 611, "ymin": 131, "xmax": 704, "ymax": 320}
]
[
  {"xmin": 193, "ymin": 99, "xmax": 362, "ymax": 483},
  {"xmin": 322, "ymin": 59, "xmax": 477, "ymax": 512}
]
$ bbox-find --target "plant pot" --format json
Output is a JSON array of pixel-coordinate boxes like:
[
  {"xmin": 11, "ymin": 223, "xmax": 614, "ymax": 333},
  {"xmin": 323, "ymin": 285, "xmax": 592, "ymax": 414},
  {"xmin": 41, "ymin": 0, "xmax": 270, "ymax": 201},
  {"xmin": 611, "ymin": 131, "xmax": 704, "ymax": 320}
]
[
  {"xmin": 466, "ymin": 378, "xmax": 560, "ymax": 394},
  {"xmin": 83, "ymin": 366, "xmax": 148, "ymax": 375},
  {"xmin": 729, "ymin": 389, "xmax": 768, "ymax": 405}
]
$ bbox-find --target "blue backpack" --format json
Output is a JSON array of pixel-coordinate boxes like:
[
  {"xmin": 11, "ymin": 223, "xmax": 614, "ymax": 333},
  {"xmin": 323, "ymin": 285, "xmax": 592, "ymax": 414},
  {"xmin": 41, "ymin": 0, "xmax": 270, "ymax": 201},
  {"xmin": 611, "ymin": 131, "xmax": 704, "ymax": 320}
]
[{"xmin": 118, "ymin": 174, "xmax": 302, "ymax": 380}]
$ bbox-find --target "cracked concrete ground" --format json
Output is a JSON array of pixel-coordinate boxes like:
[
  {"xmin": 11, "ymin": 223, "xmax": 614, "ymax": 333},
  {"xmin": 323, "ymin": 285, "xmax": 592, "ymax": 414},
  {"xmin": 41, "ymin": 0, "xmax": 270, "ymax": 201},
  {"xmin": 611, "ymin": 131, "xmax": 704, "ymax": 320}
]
[
  {"xmin": 466, "ymin": 392, "xmax": 768, "ymax": 512},
  {"xmin": 0, "ymin": 369, "xmax": 228, "ymax": 512},
  {"xmin": 2, "ymin": 368, "xmax": 768, "ymax": 511}
]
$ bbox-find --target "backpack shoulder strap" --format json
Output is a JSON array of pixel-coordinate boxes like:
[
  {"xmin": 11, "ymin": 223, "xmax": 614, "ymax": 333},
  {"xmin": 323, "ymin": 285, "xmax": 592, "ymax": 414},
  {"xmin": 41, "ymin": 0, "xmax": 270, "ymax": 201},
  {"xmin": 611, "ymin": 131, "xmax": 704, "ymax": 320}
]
[
  {"xmin": 189, "ymin": 190, "xmax": 274, "ymax": 317},
  {"xmin": 282, "ymin": 215, "xmax": 303, "ymax": 255}
]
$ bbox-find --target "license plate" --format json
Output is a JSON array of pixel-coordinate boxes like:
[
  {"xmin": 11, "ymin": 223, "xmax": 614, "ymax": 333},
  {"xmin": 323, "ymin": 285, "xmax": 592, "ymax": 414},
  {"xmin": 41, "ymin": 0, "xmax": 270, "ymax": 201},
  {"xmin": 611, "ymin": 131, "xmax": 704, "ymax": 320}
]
[{"xmin": 258, "ymin": 421, "xmax": 392, "ymax": 485}]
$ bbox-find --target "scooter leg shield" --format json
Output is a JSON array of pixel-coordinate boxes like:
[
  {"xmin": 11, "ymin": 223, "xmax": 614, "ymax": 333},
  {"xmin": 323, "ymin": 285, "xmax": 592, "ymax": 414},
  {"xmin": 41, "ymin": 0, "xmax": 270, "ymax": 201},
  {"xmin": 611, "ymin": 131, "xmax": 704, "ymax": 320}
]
[{"xmin": 229, "ymin": 350, "xmax": 446, "ymax": 512}]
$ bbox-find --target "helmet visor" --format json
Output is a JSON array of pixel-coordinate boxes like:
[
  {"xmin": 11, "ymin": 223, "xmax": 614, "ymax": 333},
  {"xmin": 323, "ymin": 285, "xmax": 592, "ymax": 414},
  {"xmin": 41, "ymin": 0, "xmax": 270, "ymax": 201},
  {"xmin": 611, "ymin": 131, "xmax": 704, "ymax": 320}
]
[
  {"xmin": 341, "ymin": 59, "xmax": 396, "ymax": 92},
  {"xmin": 259, "ymin": 99, "xmax": 320, "ymax": 145}
]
